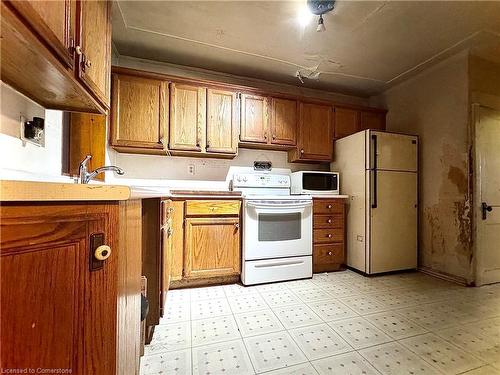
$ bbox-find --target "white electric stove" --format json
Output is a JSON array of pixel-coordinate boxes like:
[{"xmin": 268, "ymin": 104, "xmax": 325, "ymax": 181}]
[{"xmin": 231, "ymin": 170, "xmax": 313, "ymax": 285}]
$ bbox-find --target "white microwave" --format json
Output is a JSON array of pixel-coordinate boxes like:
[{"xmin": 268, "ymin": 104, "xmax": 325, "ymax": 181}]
[{"xmin": 290, "ymin": 171, "xmax": 340, "ymax": 195}]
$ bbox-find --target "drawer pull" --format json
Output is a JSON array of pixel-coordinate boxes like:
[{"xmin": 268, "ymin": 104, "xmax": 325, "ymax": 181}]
[
  {"xmin": 327, "ymin": 234, "xmax": 332, "ymax": 238},
  {"xmin": 327, "ymin": 204, "xmax": 332, "ymax": 209},
  {"xmin": 328, "ymin": 251, "xmax": 332, "ymax": 256},
  {"xmin": 327, "ymin": 219, "xmax": 332, "ymax": 223}
]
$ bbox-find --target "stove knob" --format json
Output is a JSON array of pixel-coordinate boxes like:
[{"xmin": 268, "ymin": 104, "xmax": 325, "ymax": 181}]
[{"xmin": 243, "ymin": 177, "xmax": 248, "ymax": 182}]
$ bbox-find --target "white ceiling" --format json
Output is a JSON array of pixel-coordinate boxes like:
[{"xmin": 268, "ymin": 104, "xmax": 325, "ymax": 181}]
[{"xmin": 112, "ymin": 1, "xmax": 500, "ymax": 97}]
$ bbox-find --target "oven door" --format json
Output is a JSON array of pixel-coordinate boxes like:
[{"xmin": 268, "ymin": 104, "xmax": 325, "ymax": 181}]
[{"xmin": 243, "ymin": 200, "xmax": 312, "ymax": 260}]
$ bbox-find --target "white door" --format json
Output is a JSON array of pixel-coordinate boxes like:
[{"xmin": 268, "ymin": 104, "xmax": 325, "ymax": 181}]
[
  {"xmin": 369, "ymin": 170, "xmax": 417, "ymax": 274},
  {"xmin": 367, "ymin": 131, "xmax": 418, "ymax": 172},
  {"xmin": 475, "ymin": 106, "xmax": 500, "ymax": 286}
]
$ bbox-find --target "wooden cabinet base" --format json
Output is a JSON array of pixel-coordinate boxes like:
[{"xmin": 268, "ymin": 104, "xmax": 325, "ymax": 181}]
[
  {"xmin": 313, "ymin": 263, "xmax": 344, "ymax": 273},
  {"xmin": 170, "ymin": 274, "xmax": 240, "ymax": 289}
]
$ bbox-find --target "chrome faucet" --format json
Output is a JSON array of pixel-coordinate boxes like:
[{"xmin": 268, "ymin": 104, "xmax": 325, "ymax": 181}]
[{"xmin": 78, "ymin": 155, "xmax": 125, "ymax": 184}]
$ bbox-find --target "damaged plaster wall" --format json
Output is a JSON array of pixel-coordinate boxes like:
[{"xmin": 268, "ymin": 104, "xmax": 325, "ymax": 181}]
[{"xmin": 370, "ymin": 52, "xmax": 473, "ymax": 282}]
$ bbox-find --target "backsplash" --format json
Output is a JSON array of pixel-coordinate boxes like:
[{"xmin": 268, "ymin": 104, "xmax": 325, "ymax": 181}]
[
  {"xmin": 107, "ymin": 147, "xmax": 328, "ymax": 182},
  {"xmin": 0, "ymin": 83, "xmax": 65, "ymax": 179}
]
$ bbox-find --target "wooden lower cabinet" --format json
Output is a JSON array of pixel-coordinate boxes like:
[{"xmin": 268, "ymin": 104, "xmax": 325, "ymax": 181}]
[
  {"xmin": 184, "ymin": 217, "xmax": 241, "ymax": 279},
  {"xmin": 0, "ymin": 202, "xmax": 119, "ymax": 374},
  {"xmin": 169, "ymin": 199, "xmax": 242, "ymax": 288},
  {"xmin": 312, "ymin": 198, "xmax": 346, "ymax": 272}
]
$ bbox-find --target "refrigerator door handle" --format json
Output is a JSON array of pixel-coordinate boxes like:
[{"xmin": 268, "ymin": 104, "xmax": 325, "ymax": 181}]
[{"xmin": 371, "ymin": 134, "xmax": 378, "ymax": 208}]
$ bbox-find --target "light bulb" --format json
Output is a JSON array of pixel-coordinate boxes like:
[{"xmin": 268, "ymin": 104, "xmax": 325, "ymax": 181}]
[
  {"xmin": 316, "ymin": 15, "xmax": 326, "ymax": 32},
  {"xmin": 297, "ymin": 5, "xmax": 313, "ymax": 27}
]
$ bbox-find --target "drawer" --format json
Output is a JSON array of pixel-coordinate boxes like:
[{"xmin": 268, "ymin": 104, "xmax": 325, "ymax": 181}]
[
  {"xmin": 313, "ymin": 213, "xmax": 344, "ymax": 229},
  {"xmin": 313, "ymin": 228, "xmax": 344, "ymax": 243},
  {"xmin": 185, "ymin": 200, "xmax": 241, "ymax": 216},
  {"xmin": 313, "ymin": 243, "xmax": 344, "ymax": 266},
  {"xmin": 313, "ymin": 199, "xmax": 344, "ymax": 214}
]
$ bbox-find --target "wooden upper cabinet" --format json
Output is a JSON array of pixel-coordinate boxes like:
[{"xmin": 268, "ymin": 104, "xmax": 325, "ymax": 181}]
[
  {"xmin": 270, "ymin": 97, "xmax": 297, "ymax": 146},
  {"xmin": 184, "ymin": 217, "xmax": 241, "ymax": 279},
  {"xmin": 8, "ymin": 0, "xmax": 75, "ymax": 68},
  {"xmin": 334, "ymin": 107, "xmax": 360, "ymax": 139},
  {"xmin": 360, "ymin": 110, "xmax": 386, "ymax": 131},
  {"xmin": 292, "ymin": 102, "xmax": 333, "ymax": 162},
  {"xmin": 110, "ymin": 73, "xmax": 168, "ymax": 152},
  {"xmin": 1, "ymin": 0, "xmax": 108, "ymax": 113},
  {"xmin": 76, "ymin": 0, "xmax": 112, "ymax": 108},
  {"xmin": 206, "ymin": 88, "xmax": 238, "ymax": 154},
  {"xmin": 240, "ymin": 94, "xmax": 268, "ymax": 144},
  {"xmin": 169, "ymin": 83, "xmax": 206, "ymax": 152}
]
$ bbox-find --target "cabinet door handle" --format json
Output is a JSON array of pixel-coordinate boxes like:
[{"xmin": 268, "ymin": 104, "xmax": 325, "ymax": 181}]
[
  {"xmin": 75, "ymin": 45, "xmax": 83, "ymax": 55},
  {"xmin": 85, "ymin": 59, "xmax": 92, "ymax": 68},
  {"xmin": 272, "ymin": 135, "xmax": 276, "ymax": 140},
  {"xmin": 264, "ymin": 133, "xmax": 268, "ymax": 140},
  {"xmin": 327, "ymin": 204, "xmax": 332, "ymax": 209},
  {"xmin": 327, "ymin": 234, "xmax": 332, "ymax": 238},
  {"xmin": 300, "ymin": 149, "xmax": 304, "ymax": 154},
  {"xmin": 234, "ymin": 223, "xmax": 239, "ymax": 228},
  {"xmin": 95, "ymin": 245, "xmax": 111, "ymax": 261},
  {"xmin": 328, "ymin": 251, "xmax": 332, "ymax": 256},
  {"xmin": 327, "ymin": 218, "xmax": 332, "ymax": 223}
]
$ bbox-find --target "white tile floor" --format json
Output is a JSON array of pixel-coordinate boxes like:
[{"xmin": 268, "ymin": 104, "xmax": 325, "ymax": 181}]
[{"xmin": 140, "ymin": 270, "xmax": 500, "ymax": 375}]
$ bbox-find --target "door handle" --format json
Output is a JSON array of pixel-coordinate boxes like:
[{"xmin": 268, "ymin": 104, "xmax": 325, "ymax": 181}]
[
  {"xmin": 482, "ymin": 202, "xmax": 493, "ymax": 220},
  {"xmin": 371, "ymin": 134, "xmax": 378, "ymax": 208}
]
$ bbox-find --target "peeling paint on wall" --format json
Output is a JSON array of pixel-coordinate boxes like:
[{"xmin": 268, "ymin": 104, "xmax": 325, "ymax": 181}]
[{"xmin": 371, "ymin": 52, "xmax": 474, "ymax": 282}]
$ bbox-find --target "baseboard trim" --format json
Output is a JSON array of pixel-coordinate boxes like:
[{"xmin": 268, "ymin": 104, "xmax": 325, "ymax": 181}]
[{"xmin": 418, "ymin": 266, "xmax": 470, "ymax": 286}]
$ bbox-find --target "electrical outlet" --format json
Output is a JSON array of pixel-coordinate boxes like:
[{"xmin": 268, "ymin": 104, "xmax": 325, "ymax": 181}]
[{"xmin": 188, "ymin": 164, "xmax": 195, "ymax": 176}]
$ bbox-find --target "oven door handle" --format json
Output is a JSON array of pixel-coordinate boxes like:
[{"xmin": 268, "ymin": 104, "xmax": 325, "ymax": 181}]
[
  {"xmin": 254, "ymin": 259, "xmax": 306, "ymax": 268},
  {"xmin": 246, "ymin": 201, "xmax": 312, "ymax": 209}
]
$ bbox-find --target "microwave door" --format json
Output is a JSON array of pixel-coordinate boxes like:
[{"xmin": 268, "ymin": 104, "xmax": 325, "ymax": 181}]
[{"xmin": 302, "ymin": 173, "xmax": 338, "ymax": 192}]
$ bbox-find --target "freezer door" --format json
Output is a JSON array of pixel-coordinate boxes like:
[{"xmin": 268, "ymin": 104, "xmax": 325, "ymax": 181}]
[
  {"xmin": 369, "ymin": 170, "xmax": 417, "ymax": 274},
  {"xmin": 367, "ymin": 131, "xmax": 418, "ymax": 172}
]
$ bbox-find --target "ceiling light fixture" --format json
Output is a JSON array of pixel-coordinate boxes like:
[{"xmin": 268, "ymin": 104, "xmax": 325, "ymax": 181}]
[{"xmin": 307, "ymin": 0, "xmax": 335, "ymax": 32}]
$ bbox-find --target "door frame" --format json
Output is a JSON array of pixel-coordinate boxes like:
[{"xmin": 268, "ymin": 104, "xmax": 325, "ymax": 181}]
[{"xmin": 471, "ymin": 93, "xmax": 500, "ymax": 286}]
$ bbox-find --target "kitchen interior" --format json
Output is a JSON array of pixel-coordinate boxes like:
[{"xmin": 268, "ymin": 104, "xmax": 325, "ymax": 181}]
[{"xmin": 1, "ymin": 1, "xmax": 500, "ymax": 374}]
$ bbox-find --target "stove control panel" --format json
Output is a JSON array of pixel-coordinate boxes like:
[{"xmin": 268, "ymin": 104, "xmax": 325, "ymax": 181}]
[{"xmin": 232, "ymin": 173, "xmax": 290, "ymax": 188}]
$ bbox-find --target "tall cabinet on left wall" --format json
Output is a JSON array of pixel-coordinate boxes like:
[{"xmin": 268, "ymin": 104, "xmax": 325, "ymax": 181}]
[{"xmin": 1, "ymin": 0, "xmax": 112, "ymax": 113}]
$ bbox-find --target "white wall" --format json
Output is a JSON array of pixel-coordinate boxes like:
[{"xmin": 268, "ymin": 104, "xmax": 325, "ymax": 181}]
[
  {"xmin": 370, "ymin": 52, "xmax": 473, "ymax": 282},
  {"xmin": 0, "ymin": 83, "xmax": 66, "ymax": 180}
]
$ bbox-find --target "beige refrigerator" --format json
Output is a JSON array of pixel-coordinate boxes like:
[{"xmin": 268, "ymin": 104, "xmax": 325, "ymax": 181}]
[{"xmin": 331, "ymin": 130, "xmax": 418, "ymax": 274}]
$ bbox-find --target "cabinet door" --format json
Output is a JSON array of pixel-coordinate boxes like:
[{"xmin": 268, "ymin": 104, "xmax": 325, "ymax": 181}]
[
  {"xmin": 160, "ymin": 200, "xmax": 173, "ymax": 315},
  {"xmin": 297, "ymin": 102, "xmax": 333, "ymax": 161},
  {"xmin": 0, "ymin": 203, "xmax": 118, "ymax": 374},
  {"xmin": 270, "ymin": 97, "xmax": 297, "ymax": 146},
  {"xmin": 184, "ymin": 217, "xmax": 240, "ymax": 279},
  {"xmin": 206, "ymin": 88, "xmax": 239, "ymax": 154},
  {"xmin": 240, "ymin": 93, "xmax": 268, "ymax": 144},
  {"xmin": 111, "ymin": 73, "xmax": 168, "ymax": 151},
  {"xmin": 360, "ymin": 111, "xmax": 386, "ymax": 131},
  {"xmin": 77, "ymin": 0, "xmax": 111, "ymax": 108},
  {"xmin": 8, "ymin": 0, "xmax": 75, "ymax": 68},
  {"xmin": 334, "ymin": 107, "xmax": 360, "ymax": 139},
  {"xmin": 170, "ymin": 83, "xmax": 206, "ymax": 152},
  {"xmin": 170, "ymin": 201, "xmax": 185, "ymax": 281}
]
